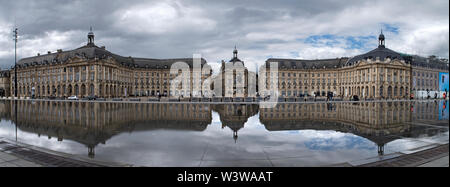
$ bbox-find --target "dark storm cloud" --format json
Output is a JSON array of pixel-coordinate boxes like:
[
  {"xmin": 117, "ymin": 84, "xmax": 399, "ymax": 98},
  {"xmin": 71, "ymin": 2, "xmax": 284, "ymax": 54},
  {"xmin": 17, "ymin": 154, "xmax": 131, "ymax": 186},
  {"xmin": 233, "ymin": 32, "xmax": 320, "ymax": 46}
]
[{"xmin": 0, "ymin": 0, "xmax": 448, "ymax": 70}]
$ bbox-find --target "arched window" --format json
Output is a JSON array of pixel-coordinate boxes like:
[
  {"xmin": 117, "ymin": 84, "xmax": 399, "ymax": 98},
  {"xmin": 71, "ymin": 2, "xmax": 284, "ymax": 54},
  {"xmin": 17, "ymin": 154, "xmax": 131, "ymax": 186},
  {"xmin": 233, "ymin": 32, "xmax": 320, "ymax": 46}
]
[{"xmin": 388, "ymin": 86, "xmax": 392, "ymax": 98}]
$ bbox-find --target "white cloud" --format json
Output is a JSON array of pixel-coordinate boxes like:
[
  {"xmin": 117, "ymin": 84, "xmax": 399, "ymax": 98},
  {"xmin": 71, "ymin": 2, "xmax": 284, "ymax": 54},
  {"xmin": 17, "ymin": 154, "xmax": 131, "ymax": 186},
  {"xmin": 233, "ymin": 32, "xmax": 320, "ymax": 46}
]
[
  {"xmin": 114, "ymin": 1, "xmax": 216, "ymax": 35},
  {"xmin": 391, "ymin": 24, "xmax": 449, "ymax": 57},
  {"xmin": 0, "ymin": 0, "xmax": 448, "ymax": 69},
  {"xmin": 0, "ymin": 20, "xmax": 14, "ymax": 59},
  {"xmin": 18, "ymin": 30, "xmax": 82, "ymax": 59}
]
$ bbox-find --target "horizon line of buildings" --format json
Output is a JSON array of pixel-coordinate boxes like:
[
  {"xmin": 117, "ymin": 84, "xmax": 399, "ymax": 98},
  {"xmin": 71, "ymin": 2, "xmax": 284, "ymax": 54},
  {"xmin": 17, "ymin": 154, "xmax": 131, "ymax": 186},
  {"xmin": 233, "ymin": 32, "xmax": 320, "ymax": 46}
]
[{"xmin": 0, "ymin": 29, "xmax": 448, "ymax": 99}]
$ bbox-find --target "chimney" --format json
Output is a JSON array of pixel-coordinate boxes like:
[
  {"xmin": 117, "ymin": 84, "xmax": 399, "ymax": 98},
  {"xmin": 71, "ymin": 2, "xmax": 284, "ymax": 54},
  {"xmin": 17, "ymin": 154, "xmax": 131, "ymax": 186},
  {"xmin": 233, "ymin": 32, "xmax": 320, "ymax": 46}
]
[
  {"xmin": 37, "ymin": 53, "xmax": 40, "ymax": 56},
  {"xmin": 101, "ymin": 46, "xmax": 105, "ymax": 49},
  {"xmin": 48, "ymin": 51, "xmax": 51, "ymax": 54}
]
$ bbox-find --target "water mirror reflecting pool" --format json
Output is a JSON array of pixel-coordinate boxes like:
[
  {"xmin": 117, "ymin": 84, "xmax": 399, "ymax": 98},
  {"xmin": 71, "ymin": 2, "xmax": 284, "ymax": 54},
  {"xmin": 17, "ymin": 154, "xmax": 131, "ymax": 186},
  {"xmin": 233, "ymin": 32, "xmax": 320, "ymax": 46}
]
[{"xmin": 0, "ymin": 100, "xmax": 448, "ymax": 166}]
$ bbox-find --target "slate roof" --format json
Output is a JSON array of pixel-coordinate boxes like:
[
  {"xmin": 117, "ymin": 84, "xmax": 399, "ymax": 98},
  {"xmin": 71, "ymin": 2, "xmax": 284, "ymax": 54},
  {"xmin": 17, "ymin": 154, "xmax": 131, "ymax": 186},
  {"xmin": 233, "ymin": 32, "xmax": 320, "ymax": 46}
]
[
  {"xmin": 229, "ymin": 56, "xmax": 242, "ymax": 63},
  {"xmin": 0, "ymin": 70, "xmax": 9, "ymax": 77},
  {"xmin": 16, "ymin": 44, "xmax": 208, "ymax": 69},
  {"xmin": 410, "ymin": 55, "xmax": 449, "ymax": 70},
  {"xmin": 346, "ymin": 46, "xmax": 448, "ymax": 70},
  {"xmin": 265, "ymin": 58, "xmax": 349, "ymax": 70},
  {"xmin": 346, "ymin": 46, "xmax": 410, "ymax": 65},
  {"xmin": 266, "ymin": 47, "xmax": 448, "ymax": 71}
]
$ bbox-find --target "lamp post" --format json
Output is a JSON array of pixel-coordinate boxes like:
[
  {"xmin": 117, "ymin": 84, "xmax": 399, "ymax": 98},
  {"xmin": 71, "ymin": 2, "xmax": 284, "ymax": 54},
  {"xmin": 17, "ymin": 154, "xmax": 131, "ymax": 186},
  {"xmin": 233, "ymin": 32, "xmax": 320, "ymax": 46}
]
[
  {"xmin": 13, "ymin": 28, "xmax": 18, "ymax": 98},
  {"xmin": 13, "ymin": 28, "xmax": 18, "ymax": 142}
]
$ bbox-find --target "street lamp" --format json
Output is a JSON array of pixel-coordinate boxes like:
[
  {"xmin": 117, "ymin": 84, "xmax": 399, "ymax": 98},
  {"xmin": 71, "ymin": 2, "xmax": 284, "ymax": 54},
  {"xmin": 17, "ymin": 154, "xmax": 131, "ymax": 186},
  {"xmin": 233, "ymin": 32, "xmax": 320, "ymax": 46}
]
[
  {"xmin": 13, "ymin": 28, "xmax": 18, "ymax": 98},
  {"xmin": 13, "ymin": 28, "xmax": 18, "ymax": 142}
]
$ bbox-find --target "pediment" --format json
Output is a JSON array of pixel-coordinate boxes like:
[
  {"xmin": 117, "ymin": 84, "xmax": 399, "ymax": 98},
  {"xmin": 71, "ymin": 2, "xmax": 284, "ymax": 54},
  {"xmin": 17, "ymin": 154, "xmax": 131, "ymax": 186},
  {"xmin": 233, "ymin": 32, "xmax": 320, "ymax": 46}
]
[
  {"xmin": 67, "ymin": 56, "xmax": 83, "ymax": 63},
  {"xmin": 390, "ymin": 59, "xmax": 409, "ymax": 66}
]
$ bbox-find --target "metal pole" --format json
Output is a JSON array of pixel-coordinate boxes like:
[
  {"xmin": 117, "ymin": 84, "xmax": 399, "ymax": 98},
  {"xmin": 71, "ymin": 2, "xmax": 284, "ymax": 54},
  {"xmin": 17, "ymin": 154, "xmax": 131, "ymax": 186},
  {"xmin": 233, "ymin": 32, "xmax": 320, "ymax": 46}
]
[
  {"xmin": 15, "ymin": 99, "xmax": 17, "ymax": 142},
  {"xmin": 13, "ymin": 28, "xmax": 18, "ymax": 141},
  {"xmin": 14, "ymin": 28, "xmax": 18, "ymax": 98}
]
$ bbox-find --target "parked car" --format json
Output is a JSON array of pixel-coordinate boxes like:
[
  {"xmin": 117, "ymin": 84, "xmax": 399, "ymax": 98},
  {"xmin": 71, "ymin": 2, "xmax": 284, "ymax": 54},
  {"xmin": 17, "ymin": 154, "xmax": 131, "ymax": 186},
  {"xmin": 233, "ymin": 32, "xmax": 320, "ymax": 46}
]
[
  {"xmin": 68, "ymin": 96, "xmax": 78, "ymax": 100},
  {"xmin": 87, "ymin": 96, "xmax": 97, "ymax": 100}
]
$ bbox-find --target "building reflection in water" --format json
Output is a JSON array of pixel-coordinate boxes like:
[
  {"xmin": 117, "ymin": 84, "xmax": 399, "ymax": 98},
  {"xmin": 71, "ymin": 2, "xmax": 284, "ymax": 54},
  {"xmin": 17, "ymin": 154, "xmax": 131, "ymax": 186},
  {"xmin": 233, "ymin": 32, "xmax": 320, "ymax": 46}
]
[
  {"xmin": 260, "ymin": 101, "xmax": 447, "ymax": 155},
  {"xmin": 212, "ymin": 104, "xmax": 259, "ymax": 143},
  {"xmin": 2, "ymin": 101, "xmax": 212, "ymax": 158},
  {"xmin": 0, "ymin": 100, "xmax": 447, "ymax": 157}
]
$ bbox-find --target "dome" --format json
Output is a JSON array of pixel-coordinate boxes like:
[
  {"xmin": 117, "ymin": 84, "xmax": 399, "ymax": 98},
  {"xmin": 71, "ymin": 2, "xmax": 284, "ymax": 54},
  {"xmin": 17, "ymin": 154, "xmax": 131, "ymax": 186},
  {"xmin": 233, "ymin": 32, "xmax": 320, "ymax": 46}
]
[
  {"xmin": 346, "ymin": 47, "xmax": 407, "ymax": 65},
  {"xmin": 87, "ymin": 27, "xmax": 95, "ymax": 45},
  {"xmin": 379, "ymin": 33, "xmax": 385, "ymax": 40},
  {"xmin": 345, "ymin": 30, "xmax": 412, "ymax": 65},
  {"xmin": 87, "ymin": 27, "xmax": 95, "ymax": 37},
  {"xmin": 229, "ymin": 46, "xmax": 242, "ymax": 63}
]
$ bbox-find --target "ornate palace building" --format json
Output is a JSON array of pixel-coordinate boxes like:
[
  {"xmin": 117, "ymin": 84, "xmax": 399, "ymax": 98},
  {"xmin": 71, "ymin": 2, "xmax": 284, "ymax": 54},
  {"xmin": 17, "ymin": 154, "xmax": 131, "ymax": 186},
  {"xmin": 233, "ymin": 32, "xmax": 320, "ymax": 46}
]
[
  {"xmin": 5, "ymin": 30, "xmax": 448, "ymax": 99},
  {"xmin": 213, "ymin": 47, "xmax": 258, "ymax": 98},
  {"xmin": 10, "ymin": 29, "xmax": 210, "ymax": 98},
  {"xmin": 264, "ymin": 32, "xmax": 448, "ymax": 99}
]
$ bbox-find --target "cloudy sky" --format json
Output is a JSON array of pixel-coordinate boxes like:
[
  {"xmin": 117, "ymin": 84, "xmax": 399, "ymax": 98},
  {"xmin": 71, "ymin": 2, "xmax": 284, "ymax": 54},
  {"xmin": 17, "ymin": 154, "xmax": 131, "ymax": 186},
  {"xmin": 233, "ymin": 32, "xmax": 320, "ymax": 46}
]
[{"xmin": 0, "ymin": 0, "xmax": 448, "ymax": 72}]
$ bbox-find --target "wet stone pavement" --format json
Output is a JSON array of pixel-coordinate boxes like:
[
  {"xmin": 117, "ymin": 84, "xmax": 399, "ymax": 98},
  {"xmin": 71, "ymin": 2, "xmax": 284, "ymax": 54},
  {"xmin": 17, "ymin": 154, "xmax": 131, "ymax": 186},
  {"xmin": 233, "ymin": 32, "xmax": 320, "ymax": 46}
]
[
  {"xmin": 358, "ymin": 144, "xmax": 448, "ymax": 167},
  {"xmin": 0, "ymin": 139, "xmax": 125, "ymax": 167},
  {"xmin": 1, "ymin": 138, "xmax": 448, "ymax": 167}
]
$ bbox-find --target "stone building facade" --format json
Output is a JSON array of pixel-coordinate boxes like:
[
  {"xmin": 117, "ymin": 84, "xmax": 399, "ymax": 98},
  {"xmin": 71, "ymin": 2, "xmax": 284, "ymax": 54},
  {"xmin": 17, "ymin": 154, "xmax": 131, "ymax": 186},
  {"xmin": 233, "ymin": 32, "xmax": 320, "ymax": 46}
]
[
  {"xmin": 10, "ymin": 30, "xmax": 210, "ymax": 98},
  {"xmin": 6, "ymin": 30, "xmax": 449, "ymax": 99},
  {"xmin": 213, "ymin": 47, "xmax": 257, "ymax": 98},
  {"xmin": 0, "ymin": 70, "xmax": 10, "ymax": 97},
  {"xmin": 264, "ymin": 32, "xmax": 448, "ymax": 99},
  {"xmin": 411, "ymin": 55, "xmax": 448, "ymax": 98}
]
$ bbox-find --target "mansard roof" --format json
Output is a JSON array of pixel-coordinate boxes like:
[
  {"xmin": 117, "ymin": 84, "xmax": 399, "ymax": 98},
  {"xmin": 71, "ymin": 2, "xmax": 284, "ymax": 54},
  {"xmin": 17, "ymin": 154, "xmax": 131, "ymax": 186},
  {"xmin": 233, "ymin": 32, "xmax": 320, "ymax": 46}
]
[
  {"xmin": 410, "ymin": 55, "xmax": 449, "ymax": 70},
  {"xmin": 17, "ymin": 44, "xmax": 208, "ymax": 69},
  {"xmin": 229, "ymin": 56, "xmax": 242, "ymax": 63},
  {"xmin": 0, "ymin": 70, "xmax": 9, "ymax": 77},
  {"xmin": 346, "ymin": 46, "xmax": 411, "ymax": 66},
  {"xmin": 265, "ymin": 57, "xmax": 349, "ymax": 70}
]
